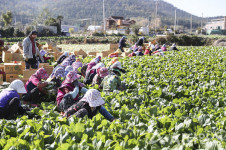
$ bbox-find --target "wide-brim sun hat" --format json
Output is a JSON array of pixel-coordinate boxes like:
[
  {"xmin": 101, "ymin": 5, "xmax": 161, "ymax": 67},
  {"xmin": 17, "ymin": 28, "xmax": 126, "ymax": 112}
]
[
  {"xmin": 7, "ymin": 79, "xmax": 27, "ymax": 94},
  {"xmin": 81, "ymin": 89, "xmax": 105, "ymax": 107},
  {"xmin": 98, "ymin": 67, "xmax": 109, "ymax": 78}
]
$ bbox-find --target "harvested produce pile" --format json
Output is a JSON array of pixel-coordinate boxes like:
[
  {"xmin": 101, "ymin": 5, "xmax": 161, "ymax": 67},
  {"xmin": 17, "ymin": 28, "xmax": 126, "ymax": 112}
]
[{"xmin": 0, "ymin": 47, "xmax": 225, "ymax": 149}]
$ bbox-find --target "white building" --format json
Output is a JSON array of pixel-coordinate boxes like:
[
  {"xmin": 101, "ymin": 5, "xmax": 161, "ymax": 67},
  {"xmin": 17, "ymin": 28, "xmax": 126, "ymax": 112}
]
[
  {"xmin": 87, "ymin": 25, "xmax": 102, "ymax": 32},
  {"xmin": 205, "ymin": 16, "xmax": 226, "ymax": 30}
]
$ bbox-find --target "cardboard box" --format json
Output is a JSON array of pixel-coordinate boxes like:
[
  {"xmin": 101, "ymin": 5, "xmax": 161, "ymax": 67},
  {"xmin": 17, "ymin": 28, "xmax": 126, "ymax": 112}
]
[
  {"xmin": 2, "ymin": 51, "xmax": 13, "ymax": 63},
  {"xmin": 88, "ymin": 51, "xmax": 97, "ymax": 56},
  {"xmin": 0, "ymin": 64, "xmax": 4, "ymax": 72},
  {"xmin": 7, "ymin": 43, "xmax": 23, "ymax": 54},
  {"xmin": 23, "ymin": 69, "xmax": 37, "ymax": 79},
  {"xmin": 110, "ymin": 44, "xmax": 118, "ymax": 51},
  {"xmin": 39, "ymin": 63, "xmax": 50, "ymax": 68},
  {"xmin": 44, "ymin": 66, "xmax": 53, "ymax": 76},
  {"xmin": 6, "ymin": 74, "xmax": 18, "ymax": 82},
  {"xmin": 0, "ymin": 74, "xmax": 3, "ymax": 85},
  {"xmin": 52, "ymin": 47, "xmax": 61, "ymax": 53},
  {"xmin": 77, "ymin": 49, "xmax": 87, "ymax": 58},
  {"xmin": 4, "ymin": 63, "xmax": 23, "ymax": 74},
  {"xmin": 96, "ymin": 51, "xmax": 110, "ymax": 58},
  {"xmin": 10, "ymin": 61, "xmax": 25, "ymax": 70},
  {"xmin": 12, "ymin": 53, "xmax": 23, "ymax": 61}
]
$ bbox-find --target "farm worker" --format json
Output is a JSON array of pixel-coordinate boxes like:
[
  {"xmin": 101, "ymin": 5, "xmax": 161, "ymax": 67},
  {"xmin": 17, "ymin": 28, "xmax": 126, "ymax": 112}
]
[
  {"xmin": 0, "ymin": 80, "xmax": 27, "ymax": 119},
  {"xmin": 63, "ymin": 89, "xmax": 114, "ymax": 122},
  {"xmin": 151, "ymin": 44, "xmax": 155, "ymax": 52},
  {"xmin": 62, "ymin": 54, "xmax": 76, "ymax": 65},
  {"xmin": 84, "ymin": 63, "xmax": 105, "ymax": 85},
  {"xmin": 109, "ymin": 58, "xmax": 126, "ymax": 74},
  {"xmin": 161, "ymin": 44, "xmax": 167, "ymax": 51},
  {"xmin": 85, "ymin": 56, "xmax": 101, "ymax": 75},
  {"xmin": 155, "ymin": 44, "xmax": 161, "ymax": 51},
  {"xmin": 72, "ymin": 58, "xmax": 83, "ymax": 73},
  {"xmin": 24, "ymin": 68, "xmax": 49, "ymax": 106},
  {"xmin": 64, "ymin": 66, "xmax": 74, "ymax": 77},
  {"xmin": 128, "ymin": 52, "xmax": 136, "ymax": 57},
  {"xmin": 40, "ymin": 50, "xmax": 51, "ymax": 63},
  {"xmin": 57, "ymin": 71, "xmax": 87, "ymax": 113},
  {"xmin": 101, "ymin": 70, "xmax": 124, "ymax": 92},
  {"xmin": 90, "ymin": 56, "xmax": 101, "ymax": 64},
  {"xmin": 108, "ymin": 49, "xmax": 122, "ymax": 58},
  {"xmin": 48, "ymin": 67, "xmax": 65, "ymax": 89},
  {"xmin": 135, "ymin": 47, "xmax": 144, "ymax": 56},
  {"xmin": 144, "ymin": 47, "xmax": 151, "ymax": 55},
  {"xmin": 23, "ymin": 31, "xmax": 44, "ymax": 69},
  {"xmin": 170, "ymin": 43, "xmax": 179, "ymax": 51},
  {"xmin": 92, "ymin": 67, "xmax": 109, "ymax": 88},
  {"xmin": 135, "ymin": 37, "xmax": 145, "ymax": 46},
  {"xmin": 118, "ymin": 36, "xmax": 127, "ymax": 52},
  {"xmin": 52, "ymin": 60, "xmax": 70, "ymax": 74},
  {"xmin": 56, "ymin": 52, "xmax": 70, "ymax": 65}
]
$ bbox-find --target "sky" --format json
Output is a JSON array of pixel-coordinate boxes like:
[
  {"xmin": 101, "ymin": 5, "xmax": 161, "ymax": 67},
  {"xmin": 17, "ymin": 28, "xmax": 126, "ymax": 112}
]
[{"xmin": 164, "ymin": 0, "xmax": 226, "ymax": 17}]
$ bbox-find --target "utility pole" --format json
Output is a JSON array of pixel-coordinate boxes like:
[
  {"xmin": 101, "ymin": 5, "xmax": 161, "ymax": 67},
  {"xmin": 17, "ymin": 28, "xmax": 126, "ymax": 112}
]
[
  {"xmin": 103, "ymin": 0, "xmax": 106, "ymax": 36},
  {"xmin": 155, "ymin": 0, "xmax": 159, "ymax": 34},
  {"xmin": 190, "ymin": 15, "xmax": 193, "ymax": 34},
  {"xmin": 148, "ymin": 16, "xmax": 150, "ymax": 36},
  {"xmin": 201, "ymin": 12, "xmax": 203, "ymax": 29},
  {"xmin": 174, "ymin": 9, "xmax": 177, "ymax": 35}
]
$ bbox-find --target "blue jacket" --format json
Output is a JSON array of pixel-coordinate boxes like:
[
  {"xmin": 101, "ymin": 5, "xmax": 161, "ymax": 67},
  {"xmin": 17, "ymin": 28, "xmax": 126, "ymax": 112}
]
[{"xmin": 0, "ymin": 90, "xmax": 20, "ymax": 108}]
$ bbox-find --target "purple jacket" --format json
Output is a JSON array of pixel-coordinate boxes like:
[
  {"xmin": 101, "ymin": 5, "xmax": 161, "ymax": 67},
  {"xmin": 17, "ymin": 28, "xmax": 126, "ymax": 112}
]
[{"xmin": 0, "ymin": 90, "xmax": 20, "ymax": 108}]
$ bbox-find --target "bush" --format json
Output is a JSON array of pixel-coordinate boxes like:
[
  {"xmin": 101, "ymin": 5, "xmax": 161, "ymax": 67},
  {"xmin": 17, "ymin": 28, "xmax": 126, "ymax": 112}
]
[
  {"xmin": 38, "ymin": 28, "xmax": 56, "ymax": 37},
  {"xmin": 156, "ymin": 37, "xmax": 167, "ymax": 45},
  {"xmin": 0, "ymin": 27, "xmax": 14, "ymax": 37},
  {"xmin": 24, "ymin": 26, "xmax": 33, "ymax": 36},
  {"xmin": 13, "ymin": 28, "xmax": 25, "ymax": 37}
]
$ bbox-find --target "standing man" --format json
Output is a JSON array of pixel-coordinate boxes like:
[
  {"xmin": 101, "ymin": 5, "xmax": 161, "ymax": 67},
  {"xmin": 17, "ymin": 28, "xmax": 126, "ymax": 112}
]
[
  {"xmin": 23, "ymin": 31, "xmax": 43, "ymax": 69},
  {"xmin": 118, "ymin": 36, "xmax": 126, "ymax": 52}
]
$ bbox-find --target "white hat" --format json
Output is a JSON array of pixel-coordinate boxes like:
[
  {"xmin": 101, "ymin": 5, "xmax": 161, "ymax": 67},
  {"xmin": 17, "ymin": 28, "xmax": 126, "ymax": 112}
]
[
  {"xmin": 91, "ymin": 62, "xmax": 105, "ymax": 70},
  {"xmin": 110, "ymin": 61, "xmax": 122, "ymax": 69},
  {"xmin": 63, "ymin": 52, "xmax": 70, "ymax": 57},
  {"xmin": 81, "ymin": 89, "xmax": 105, "ymax": 107},
  {"xmin": 7, "ymin": 80, "xmax": 27, "ymax": 94}
]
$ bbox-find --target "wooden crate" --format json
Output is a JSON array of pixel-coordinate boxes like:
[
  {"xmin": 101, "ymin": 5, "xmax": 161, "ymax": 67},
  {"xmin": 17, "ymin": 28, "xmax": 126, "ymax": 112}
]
[
  {"xmin": 2, "ymin": 51, "xmax": 13, "ymax": 63},
  {"xmin": 6, "ymin": 74, "xmax": 18, "ymax": 82},
  {"xmin": 4, "ymin": 63, "xmax": 23, "ymax": 74},
  {"xmin": 0, "ymin": 74, "xmax": 3, "ymax": 85},
  {"xmin": 23, "ymin": 69, "xmax": 37, "ymax": 79}
]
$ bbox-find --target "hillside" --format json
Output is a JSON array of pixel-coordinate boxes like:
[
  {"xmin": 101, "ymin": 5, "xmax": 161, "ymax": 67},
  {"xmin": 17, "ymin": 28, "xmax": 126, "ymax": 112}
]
[{"xmin": 0, "ymin": 0, "xmax": 221, "ymax": 29}]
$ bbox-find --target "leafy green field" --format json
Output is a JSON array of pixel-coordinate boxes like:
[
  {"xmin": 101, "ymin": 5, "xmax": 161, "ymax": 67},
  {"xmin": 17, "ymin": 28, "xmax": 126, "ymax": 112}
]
[{"xmin": 0, "ymin": 47, "xmax": 225, "ymax": 149}]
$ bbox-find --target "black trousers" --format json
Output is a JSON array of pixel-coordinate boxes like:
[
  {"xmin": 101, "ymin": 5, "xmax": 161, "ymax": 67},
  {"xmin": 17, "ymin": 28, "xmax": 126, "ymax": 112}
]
[{"xmin": 0, "ymin": 98, "xmax": 22, "ymax": 119}]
